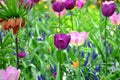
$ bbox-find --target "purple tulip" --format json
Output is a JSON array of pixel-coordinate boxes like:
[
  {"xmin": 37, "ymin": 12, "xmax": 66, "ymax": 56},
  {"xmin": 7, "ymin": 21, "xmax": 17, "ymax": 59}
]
[
  {"xmin": 52, "ymin": 1, "xmax": 65, "ymax": 12},
  {"xmin": 64, "ymin": 0, "xmax": 76, "ymax": 10},
  {"xmin": 54, "ymin": 34, "xmax": 71, "ymax": 50},
  {"xmin": 102, "ymin": 1, "xmax": 116, "ymax": 17},
  {"xmin": 31, "ymin": 0, "xmax": 39, "ymax": 3},
  {"xmin": 18, "ymin": 51, "xmax": 26, "ymax": 58}
]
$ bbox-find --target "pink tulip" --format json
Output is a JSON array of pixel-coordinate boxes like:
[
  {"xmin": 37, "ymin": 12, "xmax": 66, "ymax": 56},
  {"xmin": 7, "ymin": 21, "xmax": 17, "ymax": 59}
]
[
  {"xmin": 109, "ymin": 12, "xmax": 120, "ymax": 25},
  {"xmin": 76, "ymin": 0, "xmax": 86, "ymax": 9},
  {"xmin": 0, "ymin": 66, "xmax": 20, "ymax": 80},
  {"xmin": 70, "ymin": 31, "xmax": 89, "ymax": 46}
]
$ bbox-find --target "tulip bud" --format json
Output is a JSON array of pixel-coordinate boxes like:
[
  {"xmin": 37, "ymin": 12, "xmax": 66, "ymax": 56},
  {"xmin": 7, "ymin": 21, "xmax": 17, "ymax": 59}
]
[
  {"xmin": 54, "ymin": 34, "xmax": 71, "ymax": 50},
  {"xmin": 102, "ymin": 1, "xmax": 116, "ymax": 17},
  {"xmin": 18, "ymin": 51, "xmax": 26, "ymax": 58},
  {"xmin": 64, "ymin": 0, "xmax": 76, "ymax": 10},
  {"xmin": 52, "ymin": 1, "xmax": 64, "ymax": 12}
]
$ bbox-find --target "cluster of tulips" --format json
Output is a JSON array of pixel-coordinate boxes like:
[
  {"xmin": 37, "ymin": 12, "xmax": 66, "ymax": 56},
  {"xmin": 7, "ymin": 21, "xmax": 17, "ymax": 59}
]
[{"xmin": 0, "ymin": 0, "xmax": 120, "ymax": 80}]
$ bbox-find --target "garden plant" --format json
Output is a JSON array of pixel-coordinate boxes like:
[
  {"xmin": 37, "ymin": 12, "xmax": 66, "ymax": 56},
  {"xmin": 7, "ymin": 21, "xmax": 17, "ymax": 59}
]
[{"xmin": 0, "ymin": 0, "xmax": 120, "ymax": 80}]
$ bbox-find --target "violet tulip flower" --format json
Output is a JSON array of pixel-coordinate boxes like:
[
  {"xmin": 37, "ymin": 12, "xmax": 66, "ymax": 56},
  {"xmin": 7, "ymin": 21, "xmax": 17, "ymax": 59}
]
[
  {"xmin": 76, "ymin": 0, "xmax": 86, "ymax": 9},
  {"xmin": 109, "ymin": 12, "xmax": 120, "ymax": 25},
  {"xmin": 102, "ymin": 1, "xmax": 116, "ymax": 17},
  {"xmin": 54, "ymin": 34, "xmax": 71, "ymax": 50},
  {"xmin": 0, "ymin": 66, "xmax": 20, "ymax": 80},
  {"xmin": 53, "ymin": 0, "xmax": 67, "ymax": 17},
  {"xmin": 52, "ymin": 1, "xmax": 65, "ymax": 12},
  {"xmin": 64, "ymin": 0, "xmax": 76, "ymax": 10},
  {"xmin": 18, "ymin": 51, "xmax": 26, "ymax": 58},
  {"xmin": 70, "ymin": 31, "xmax": 89, "ymax": 46}
]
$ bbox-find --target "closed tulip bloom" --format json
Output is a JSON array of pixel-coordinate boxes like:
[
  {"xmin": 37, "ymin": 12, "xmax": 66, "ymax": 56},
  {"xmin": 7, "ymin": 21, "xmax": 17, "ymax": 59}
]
[
  {"xmin": 109, "ymin": 12, "xmax": 120, "ymax": 25},
  {"xmin": 52, "ymin": 1, "xmax": 65, "ymax": 12},
  {"xmin": 0, "ymin": 66, "xmax": 20, "ymax": 80},
  {"xmin": 18, "ymin": 51, "xmax": 26, "ymax": 58},
  {"xmin": 54, "ymin": 34, "xmax": 71, "ymax": 50},
  {"xmin": 64, "ymin": 0, "xmax": 76, "ymax": 10},
  {"xmin": 53, "ymin": 0, "xmax": 66, "ymax": 17},
  {"xmin": 70, "ymin": 31, "xmax": 89, "ymax": 46},
  {"xmin": 102, "ymin": 1, "xmax": 116, "ymax": 17},
  {"xmin": 76, "ymin": 0, "xmax": 86, "ymax": 9}
]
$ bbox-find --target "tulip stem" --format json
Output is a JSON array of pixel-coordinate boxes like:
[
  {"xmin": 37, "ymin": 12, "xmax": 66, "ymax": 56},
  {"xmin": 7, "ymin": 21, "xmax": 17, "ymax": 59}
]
[
  {"xmin": 59, "ymin": 50, "xmax": 62, "ymax": 80},
  {"xmin": 0, "ymin": 33, "xmax": 2, "ymax": 54},
  {"xmin": 15, "ymin": 35, "xmax": 19, "ymax": 69},
  {"xmin": 104, "ymin": 17, "xmax": 107, "ymax": 76},
  {"xmin": 116, "ymin": 26, "xmax": 120, "ymax": 66},
  {"xmin": 59, "ymin": 12, "xmax": 61, "ymax": 32},
  {"xmin": 70, "ymin": 10, "xmax": 73, "ymax": 30}
]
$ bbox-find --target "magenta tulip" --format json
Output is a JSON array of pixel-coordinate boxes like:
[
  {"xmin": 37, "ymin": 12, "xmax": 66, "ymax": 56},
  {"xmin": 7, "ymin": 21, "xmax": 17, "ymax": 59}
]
[
  {"xmin": 54, "ymin": 34, "xmax": 71, "ymax": 50},
  {"xmin": 64, "ymin": 0, "xmax": 76, "ymax": 10},
  {"xmin": 52, "ymin": 1, "xmax": 65, "ymax": 12},
  {"xmin": 70, "ymin": 31, "xmax": 89, "ymax": 46},
  {"xmin": 18, "ymin": 51, "xmax": 26, "ymax": 58},
  {"xmin": 0, "ymin": 66, "xmax": 20, "ymax": 80},
  {"xmin": 102, "ymin": 1, "xmax": 116, "ymax": 17},
  {"xmin": 109, "ymin": 12, "xmax": 120, "ymax": 25},
  {"xmin": 53, "ymin": 0, "xmax": 67, "ymax": 17}
]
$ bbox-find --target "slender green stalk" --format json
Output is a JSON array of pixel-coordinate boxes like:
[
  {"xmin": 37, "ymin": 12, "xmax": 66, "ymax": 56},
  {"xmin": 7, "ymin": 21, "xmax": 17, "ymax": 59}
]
[
  {"xmin": 70, "ymin": 10, "xmax": 73, "ymax": 30},
  {"xmin": 59, "ymin": 12, "xmax": 61, "ymax": 30},
  {"xmin": 104, "ymin": 17, "xmax": 107, "ymax": 75},
  {"xmin": 15, "ymin": 35, "xmax": 19, "ymax": 69},
  {"xmin": 0, "ymin": 33, "xmax": 2, "ymax": 54},
  {"xmin": 116, "ymin": 26, "xmax": 120, "ymax": 66},
  {"xmin": 59, "ymin": 50, "xmax": 62, "ymax": 80}
]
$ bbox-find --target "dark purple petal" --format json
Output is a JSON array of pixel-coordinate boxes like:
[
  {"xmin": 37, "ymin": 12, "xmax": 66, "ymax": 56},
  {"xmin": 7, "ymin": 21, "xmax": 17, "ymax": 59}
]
[
  {"xmin": 52, "ymin": 1, "xmax": 65, "ymax": 12},
  {"xmin": 64, "ymin": 0, "xmax": 76, "ymax": 10},
  {"xmin": 54, "ymin": 34, "xmax": 71, "ymax": 50},
  {"xmin": 102, "ymin": 2, "xmax": 116, "ymax": 17},
  {"xmin": 31, "ymin": 0, "xmax": 39, "ymax": 3}
]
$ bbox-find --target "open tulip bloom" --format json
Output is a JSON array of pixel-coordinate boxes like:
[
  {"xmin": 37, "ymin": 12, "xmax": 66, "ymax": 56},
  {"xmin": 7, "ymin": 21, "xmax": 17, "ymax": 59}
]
[
  {"xmin": 70, "ymin": 31, "xmax": 89, "ymax": 46},
  {"xmin": 0, "ymin": 66, "xmax": 20, "ymax": 80}
]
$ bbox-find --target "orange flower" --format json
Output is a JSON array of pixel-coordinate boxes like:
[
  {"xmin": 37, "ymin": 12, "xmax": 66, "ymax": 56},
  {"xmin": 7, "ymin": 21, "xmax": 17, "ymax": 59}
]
[
  {"xmin": 13, "ymin": 25, "xmax": 20, "ymax": 34},
  {"xmin": 1, "ymin": 18, "xmax": 26, "ymax": 34},
  {"xmin": 7, "ymin": 18, "xmax": 15, "ymax": 28},
  {"xmin": 15, "ymin": 18, "xmax": 21, "ymax": 27},
  {"xmin": 72, "ymin": 60, "xmax": 79, "ymax": 68},
  {"xmin": 21, "ymin": 18, "xmax": 26, "ymax": 28},
  {"xmin": 2, "ymin": 20, "xmax": 9, "ymax": 30},
  {"xmin": 0, "ymin": 18, "xmax": 4, "ymax": 22}
]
